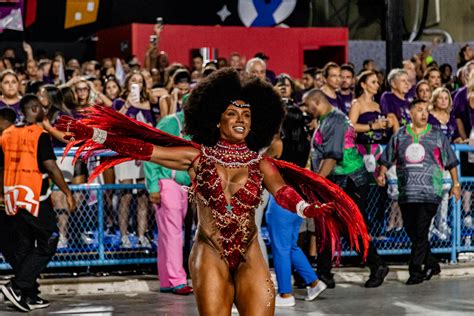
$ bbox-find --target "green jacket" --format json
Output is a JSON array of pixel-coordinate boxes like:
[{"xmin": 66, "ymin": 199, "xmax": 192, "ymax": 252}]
[{"xmin": 144, "ymin": 112, "xmax": 191, "ymax": 193}]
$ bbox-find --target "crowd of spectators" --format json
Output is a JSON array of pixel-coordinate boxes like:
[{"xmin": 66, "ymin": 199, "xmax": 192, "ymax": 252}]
[{"xmin": 0, "ymin": 22, "xmax": 474, "ymax": 300}]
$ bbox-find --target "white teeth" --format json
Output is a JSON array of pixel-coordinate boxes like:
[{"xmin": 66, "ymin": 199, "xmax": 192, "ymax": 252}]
[{"xmin": 233, "ymin": 126, "xmax": 244, "ymax": 133}]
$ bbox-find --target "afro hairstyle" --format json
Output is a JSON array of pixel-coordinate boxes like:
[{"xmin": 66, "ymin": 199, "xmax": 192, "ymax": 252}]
[{"xmin": 183, "ymin": 68, "xmax": 285, "ymax": 152}]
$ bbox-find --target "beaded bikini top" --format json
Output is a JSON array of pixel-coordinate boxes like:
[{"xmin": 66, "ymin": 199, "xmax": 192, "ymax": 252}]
[{"xmin": 190, "ymin": 140, "xmax": 263, "ymax": 271}]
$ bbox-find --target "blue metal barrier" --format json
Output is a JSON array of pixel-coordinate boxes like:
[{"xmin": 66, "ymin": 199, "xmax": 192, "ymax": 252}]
[
  {"xmin": 0, "ymin": 149, "xmax": 157, "ymax": 270},
  {"xmin": 454, "ymin": 145, "xmax": 474, "ymax": 258},
  {"xmin": 339, "ymin": 144, "xmax": 473, "ymax": 263},
  {"xmin": 0, "ymin": 145, "xmax": 473, "ymax": 270}
]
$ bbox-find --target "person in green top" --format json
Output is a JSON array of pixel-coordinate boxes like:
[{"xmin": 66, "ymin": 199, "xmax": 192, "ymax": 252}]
[
  {"xmin": 304, "ymin": 88, "xmax": 388, "ymax": 289},
  {"xmin": 144, "ymin": 110, "xmax": 193, "ymax": 295}
]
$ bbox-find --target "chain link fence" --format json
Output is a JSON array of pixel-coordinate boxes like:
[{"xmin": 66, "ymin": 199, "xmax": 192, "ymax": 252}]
[{"xmin": 0, "ymin": 145, "xmax": 473, "ymax": 269}]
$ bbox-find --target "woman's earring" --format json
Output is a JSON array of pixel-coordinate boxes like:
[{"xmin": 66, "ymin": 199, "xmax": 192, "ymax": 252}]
[{"xmin": 217, "ymin": 123, "xmax": 220, "ymax": 128}]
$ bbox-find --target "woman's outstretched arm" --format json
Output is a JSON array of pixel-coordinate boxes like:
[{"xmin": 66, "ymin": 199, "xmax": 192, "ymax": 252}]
[
  {"xmin": 57, "ymin": 117, "xmax": 200, "ymax": 171},
  {"xmin": 149, "ymin": 145, "xmax": 200, "ymax": 171}
]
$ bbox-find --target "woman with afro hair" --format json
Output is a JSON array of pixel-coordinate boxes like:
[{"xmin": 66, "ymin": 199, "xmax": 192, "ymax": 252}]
[{"xmin": 57, "ymin": 68, "xmax": 370, "ymax": 315}]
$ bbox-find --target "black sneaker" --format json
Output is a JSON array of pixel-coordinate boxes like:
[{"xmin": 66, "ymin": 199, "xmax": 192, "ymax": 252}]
[
  {"xmin": 423, "ymin": 265, "xmax": 441, "ymax": 281},
  {"xmin": 406, "ymin": 274, "xmax": 425, "ymax": 285},
  {"xmin": 365, "ymin": 266, "xmax": 389, "ymax": 288},
  {"xmin": 318, "ymin": 273, "xmax": 336, "ymax": 289},
  {"xmin": 26, "ymin": 295, "xmax": 50, "ymax": 310},
  {"xmin": 1, "ymin": 283, "xmax": 30, "ymax": 312}
]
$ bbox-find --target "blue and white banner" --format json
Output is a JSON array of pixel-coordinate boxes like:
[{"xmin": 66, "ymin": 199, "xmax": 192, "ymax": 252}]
[{"xmin": 238, "ymin": 0, "xmax": 297, "ymax": 27}]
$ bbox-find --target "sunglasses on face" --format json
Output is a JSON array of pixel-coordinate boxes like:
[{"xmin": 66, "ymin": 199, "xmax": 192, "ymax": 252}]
[{"xmin": 75, "ymin": 87, "xmax": 89, "ymax": 92}]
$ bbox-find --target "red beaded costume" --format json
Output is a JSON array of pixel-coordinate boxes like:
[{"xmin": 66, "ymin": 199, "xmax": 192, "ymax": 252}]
[{"xmin": 191, "ymin": 140, "xmax": 264, "ymax": 272}]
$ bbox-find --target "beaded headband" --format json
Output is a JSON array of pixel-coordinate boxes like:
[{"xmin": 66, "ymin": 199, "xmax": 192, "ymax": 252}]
[{"xmin": 230, "ymin": 100, "xmax": 251, "ymax": 108}]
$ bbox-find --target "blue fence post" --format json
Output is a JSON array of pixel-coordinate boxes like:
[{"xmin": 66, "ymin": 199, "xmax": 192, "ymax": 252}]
[
  {"xmin": 97, "ymin": 186, "xmax": 105, "ymax": 263},
  {"xmin": 451, "ymin": 147, "xmax": 461, "ymax": 263},
  {"xmin": 450, "ymin": 195, "xmax": 457, "ymax": 263}
]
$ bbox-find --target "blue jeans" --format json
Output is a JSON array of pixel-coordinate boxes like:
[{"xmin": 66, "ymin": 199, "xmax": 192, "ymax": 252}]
[{"xmin": 266, "ymin": 196, "xmax": 317, "ymax": 294}]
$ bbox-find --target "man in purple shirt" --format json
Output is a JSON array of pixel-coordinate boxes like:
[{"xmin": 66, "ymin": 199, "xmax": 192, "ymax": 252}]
[
  {"xmin": 338, "ymin": 64, "xmax": 354, "ymax": 114},
  {"xmin": 380, "ymin": 68, "xmax": 411, "ymax": 126},
  {"xmin": 321, "ymin": 62, "xmax": 345, "ymax": 113}
]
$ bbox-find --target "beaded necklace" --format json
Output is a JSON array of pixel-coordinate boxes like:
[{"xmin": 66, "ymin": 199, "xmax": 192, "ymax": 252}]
[{"xmin": 202, "ymin": 139, "xmax": 261, "ymax": 168}]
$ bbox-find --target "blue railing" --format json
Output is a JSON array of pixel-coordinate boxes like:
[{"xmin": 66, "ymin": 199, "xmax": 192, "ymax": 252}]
[{"xmin": 0, "ymin": 145, "xmax": 473, "ymax": 269}]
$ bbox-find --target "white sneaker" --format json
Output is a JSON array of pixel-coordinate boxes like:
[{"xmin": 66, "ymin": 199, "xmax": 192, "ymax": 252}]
[
  {"xmin": 275, "ymin": 294, "xmax": 295, "ymax": 307},
  {"xmin": 121, "ymin": 235, "xmax": 132, "ymax": 248},
  {"xmin": 305, "ymin": 280, "xmax": 327, "ymax": 301},
  {"xmin": 57, "ymin": 236, "xmax": 68, "ymax": 249},
  {"xmin": 137, "ymin": 236, "xmax": 151, "ymax": 248},
  {"xmin": 81, "ymin": 231, "xmax": 95, "ymax": 245}
]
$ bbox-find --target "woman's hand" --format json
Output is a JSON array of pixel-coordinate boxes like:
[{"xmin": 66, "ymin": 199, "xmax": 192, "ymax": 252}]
[
  {"xmin": 171, "ymin": 88, "xmax": 180, "ymax": 101},
  {"xmin": 154, "ymin": 23, "xmax": 163, "ymax": 36},
  {"xmin": 56, "ymin": 116, "xmax": 93, "ymax": 141},
  {"xmin": 126, "ymin": 93, "xmax": 139, "ymax": 108},
  {"xmin": 65, "ymin": 76, "xmax": 79, "ymax": 88},
  {"xmin": 149, "ymin": 192, "xmax": 161, "ymax": 204},
  {"xmin": 22, "ymin": 41, "xmax": 33, "ymax": 59},
  {"xmin": 303, "ymin": 201, "xmax": 336, "ymax": 218},
  {"xmin": 372, "ymin": 118, "xmax": 388, "ymax": 130}
]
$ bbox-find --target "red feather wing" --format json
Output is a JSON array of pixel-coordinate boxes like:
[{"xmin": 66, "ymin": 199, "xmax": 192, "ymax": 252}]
[
  {"xmin": 267, "ymin": 157, "xmax": 370, "ymax": 262},
  {"xmin": 58, "ymin": 105, "xmax": 201, "ymax": 182}
]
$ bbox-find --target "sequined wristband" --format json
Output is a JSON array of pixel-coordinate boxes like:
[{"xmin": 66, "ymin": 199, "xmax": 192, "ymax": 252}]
[{"xmin": 92, "ymin": 128, "xmax": 107, "ymax": 144}]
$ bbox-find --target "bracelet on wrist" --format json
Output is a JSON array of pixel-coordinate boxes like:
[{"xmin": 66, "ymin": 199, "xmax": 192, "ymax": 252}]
[{"xmin": 453, "ymin": 182, "xmax": 461, "ymax": 188}]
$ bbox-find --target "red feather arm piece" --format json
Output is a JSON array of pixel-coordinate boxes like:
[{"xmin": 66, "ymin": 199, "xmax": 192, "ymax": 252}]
[
  {"xmin": 266, "ymin": 157, "xmax": 370, "ymax": 262},
  {"xmin": 55, "ymin": 105, "xmax": 201, "ymax": 182}
]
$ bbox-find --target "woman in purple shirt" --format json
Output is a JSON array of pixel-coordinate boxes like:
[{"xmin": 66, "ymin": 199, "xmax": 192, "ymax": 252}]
[
  {"xmin": 349, "ymin": 70, "xmax": 401, "ymax": 233},
  {"xmin": 427, "ymin": 87, "xmax": 462, "ymax": 240},
  {"xmin": 112, "ymin": 71, "xmax": 153, "ymax": 248},
  {"xmin": 0, "ymin": 70, "xmax": 22, "ymax": 122},
  {"xmin": 428, "ymin": 87, "xmax": 462, "ymax": 144}
]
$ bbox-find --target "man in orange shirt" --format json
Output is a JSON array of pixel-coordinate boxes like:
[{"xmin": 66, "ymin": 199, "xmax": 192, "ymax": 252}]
[{"xmin": 0, "ymin": 94, "xmax": 75, "ymax": 312}]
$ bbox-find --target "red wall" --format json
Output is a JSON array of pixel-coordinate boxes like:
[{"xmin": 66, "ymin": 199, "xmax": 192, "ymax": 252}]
[
  {"xmin": 96, "ymin": 24, "xmax": 132, "ymax": 62},
  {"xmin": 97, "ymin": 24, "xmax": 348, "ymax": 78}
]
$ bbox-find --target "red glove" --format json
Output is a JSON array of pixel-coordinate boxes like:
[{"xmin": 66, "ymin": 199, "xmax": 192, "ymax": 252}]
[
  {"xmin": 274, "ymin": 185, "xmax": 335, "ymax": 218},
  {"xmin": 56, "ymin": 116, "xmax": 93, "ymax": 142},
  {"xmin": 302, "ymin": 200, "xmax": 336, "ymax": 218}
]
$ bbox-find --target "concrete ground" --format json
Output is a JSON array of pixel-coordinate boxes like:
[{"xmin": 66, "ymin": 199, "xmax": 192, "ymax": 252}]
[
  {"xmin": 1, "ymin": 264, "xmax": 474, "ymax": 315},
  {"xmin": 1, "ymin": 277, "xmax": 474, "ymax": 315}
]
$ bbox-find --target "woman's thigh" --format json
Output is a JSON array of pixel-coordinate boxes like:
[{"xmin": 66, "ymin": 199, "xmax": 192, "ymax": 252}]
[
  {"xmin": 189, "ymin": 241, "xmax": 234, "ymax": 316},
  {"xmin": 234, "ymin": 240, "xmax": 275, "ymax": 316}
]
